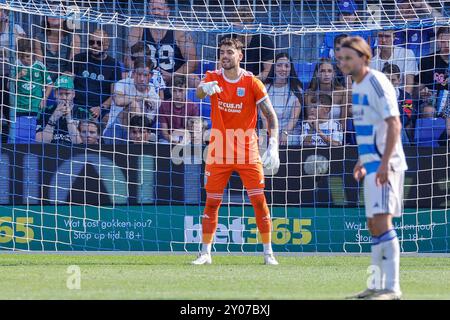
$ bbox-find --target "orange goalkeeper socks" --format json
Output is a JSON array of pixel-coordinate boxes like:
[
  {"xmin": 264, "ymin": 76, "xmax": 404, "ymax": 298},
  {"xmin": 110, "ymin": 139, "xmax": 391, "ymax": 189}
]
[
  {"xmin": 201, "ymin": 195, "xmax": 222, "ymax": 245},
  {"xmin": 249, "ymin": 193, "xmax": 273, "ymax": 254},
  {"xmin": 249, "ymin": 193, "xmax": 272, "ymax": 235}
]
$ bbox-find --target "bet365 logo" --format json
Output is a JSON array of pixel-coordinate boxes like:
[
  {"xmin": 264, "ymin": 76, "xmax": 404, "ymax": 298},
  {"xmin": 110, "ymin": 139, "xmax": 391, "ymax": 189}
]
[{"xmin": 184, "ymin": 216, "xmax": 312, "ymax": 246}]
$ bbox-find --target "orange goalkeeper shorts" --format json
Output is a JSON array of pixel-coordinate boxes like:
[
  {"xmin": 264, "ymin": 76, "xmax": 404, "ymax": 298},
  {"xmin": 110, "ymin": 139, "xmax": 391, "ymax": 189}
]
[{"xmin": 204, "ymin": 162, "xmax": 265, "ymax": 194}]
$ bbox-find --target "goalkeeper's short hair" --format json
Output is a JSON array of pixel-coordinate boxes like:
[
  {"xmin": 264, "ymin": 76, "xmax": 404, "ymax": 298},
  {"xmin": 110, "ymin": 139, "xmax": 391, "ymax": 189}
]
[{"xmin": 219, "ymin": 37, "xmax": 244, "ymax": 52}]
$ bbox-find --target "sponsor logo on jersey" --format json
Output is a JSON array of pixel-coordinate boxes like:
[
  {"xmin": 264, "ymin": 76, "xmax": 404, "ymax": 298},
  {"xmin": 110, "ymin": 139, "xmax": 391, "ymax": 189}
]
[
  {"xmin": 218, "ymin": 100, "xmax": 243, "ymax": 113},
  {"xmin": 21, "ymin": 83, "xmax": 36, "ymax": 91}
]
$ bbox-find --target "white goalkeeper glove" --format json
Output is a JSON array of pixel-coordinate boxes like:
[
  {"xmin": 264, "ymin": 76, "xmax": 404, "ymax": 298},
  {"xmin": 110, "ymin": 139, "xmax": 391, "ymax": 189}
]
[
  {"xmin": 199, "ymin": 81, "xmax": 222, "ymax": 96},
  {"xmin": 262, "ymin": 137, "xmax": 280, "ymax": 171}
]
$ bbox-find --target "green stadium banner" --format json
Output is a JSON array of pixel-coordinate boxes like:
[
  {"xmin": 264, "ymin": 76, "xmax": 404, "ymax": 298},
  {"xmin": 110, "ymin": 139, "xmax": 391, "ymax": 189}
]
[{"xmin": 0, "ymin": 205, "xmax": 448, "ymax": 252}]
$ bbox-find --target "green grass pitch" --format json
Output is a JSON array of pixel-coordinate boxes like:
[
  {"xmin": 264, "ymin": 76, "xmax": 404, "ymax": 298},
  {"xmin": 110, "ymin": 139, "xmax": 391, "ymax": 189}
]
[{"xmin": 0, "ymin": 254, "xmax": 449, "ymax": 299}]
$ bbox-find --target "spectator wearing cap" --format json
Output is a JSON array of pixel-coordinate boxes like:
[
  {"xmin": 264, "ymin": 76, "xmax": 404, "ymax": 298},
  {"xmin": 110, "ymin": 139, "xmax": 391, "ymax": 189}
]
[
  {"xmin": 319, "ymin": 0, "xmax": 373, "ymax": 59},
  {"xmin": 338, "ymin": 0, "xmax": 358, "ymax": 23},
  {"xmin": 36, "ymin": 74, "xmax": 80, "ymax": 144}
]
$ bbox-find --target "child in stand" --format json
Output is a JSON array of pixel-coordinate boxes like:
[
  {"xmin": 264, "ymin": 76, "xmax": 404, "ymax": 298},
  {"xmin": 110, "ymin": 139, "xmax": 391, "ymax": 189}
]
[{"xmin": 11, "ymin": 38, "xmax": 52, "ymax": 143}]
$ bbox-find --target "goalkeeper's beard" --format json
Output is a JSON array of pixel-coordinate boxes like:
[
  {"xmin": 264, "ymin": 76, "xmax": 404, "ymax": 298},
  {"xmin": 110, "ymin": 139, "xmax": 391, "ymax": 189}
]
[{"xmin": 221, "ymin": 60, "xmax": 236, "ymax": 70}]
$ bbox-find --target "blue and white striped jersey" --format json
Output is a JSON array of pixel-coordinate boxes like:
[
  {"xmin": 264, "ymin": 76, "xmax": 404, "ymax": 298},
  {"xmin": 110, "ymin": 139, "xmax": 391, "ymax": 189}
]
[{"xmin": 352, "ymin": 69, "xmax": 408, "ymax": 174}]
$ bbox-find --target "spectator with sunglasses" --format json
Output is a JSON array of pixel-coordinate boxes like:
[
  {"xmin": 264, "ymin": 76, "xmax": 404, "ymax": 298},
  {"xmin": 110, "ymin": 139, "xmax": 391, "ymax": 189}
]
[{"xmin": 73, "ymin": 28, "xmax": 121, "ymax": 123}]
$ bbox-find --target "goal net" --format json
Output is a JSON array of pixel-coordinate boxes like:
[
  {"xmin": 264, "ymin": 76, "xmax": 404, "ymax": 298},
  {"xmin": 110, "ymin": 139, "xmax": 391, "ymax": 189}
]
[{"xmin": 0, "ymin": 0, "xmax": 449, "ymax": 253}]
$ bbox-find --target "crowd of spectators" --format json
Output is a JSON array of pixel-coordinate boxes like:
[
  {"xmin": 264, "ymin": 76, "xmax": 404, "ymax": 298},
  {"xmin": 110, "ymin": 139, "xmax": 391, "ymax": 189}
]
[{"xmin": 0, "ymin": 0, "xmax": 448, "ymax": 148}]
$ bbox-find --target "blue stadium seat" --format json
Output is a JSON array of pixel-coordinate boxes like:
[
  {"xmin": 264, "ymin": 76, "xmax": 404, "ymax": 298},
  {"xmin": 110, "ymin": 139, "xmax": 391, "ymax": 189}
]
[
  {"xmin": 187, "ymin": 88, "xmax": 200, "ymax": 103},
  {"xmin": 414, "ymin": 118, "xmax": 447, "ymax": 147},
  {"xmin": 294, "ymin": 62, "xmax": 316, "ymax": 87},
  {"xmin": 193, "ymin": 61, "xmax": 216, "ymax": 78},
  {"xmin": 10, "ymin": 116, "xmax": 37, "ymax": 144}
]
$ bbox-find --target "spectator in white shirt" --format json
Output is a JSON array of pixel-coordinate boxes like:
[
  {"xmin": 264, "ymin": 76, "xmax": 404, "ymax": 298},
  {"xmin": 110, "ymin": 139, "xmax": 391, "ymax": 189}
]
[
  {"xmin": 262, "ymin": 53, "xmax": 303, "ymax": 146},
  {"xmin": 301, "ymin": 94, "xmax": 343, "ymax": 147},
  {"xmin": 370, "ymin": 29, "xmax": 418, "ymax": 95},
  {"xmin": 103, "ymin": 56, "xmax": 160, "ymax": 144},
  {"xmin": 123, "ymin": 41, "xmax": 166, "ymax": 100}
]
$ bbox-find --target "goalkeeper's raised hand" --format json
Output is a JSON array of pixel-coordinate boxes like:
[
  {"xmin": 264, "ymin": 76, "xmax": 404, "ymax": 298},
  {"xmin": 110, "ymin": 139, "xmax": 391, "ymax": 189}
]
[
  {"xmin": 262, "ymin": 137, "xmax": 280, "ymax": 171},
  {"xmin": 198, "ymin": 81, "xmax": 222, "ymax": 97}
]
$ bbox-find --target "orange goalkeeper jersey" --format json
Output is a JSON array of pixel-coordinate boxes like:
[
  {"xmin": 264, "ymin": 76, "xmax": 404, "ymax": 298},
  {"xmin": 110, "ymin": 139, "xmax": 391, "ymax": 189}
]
[{"xmin": 203, "ymin": 68, "xmax": 269, "ymax": 165}]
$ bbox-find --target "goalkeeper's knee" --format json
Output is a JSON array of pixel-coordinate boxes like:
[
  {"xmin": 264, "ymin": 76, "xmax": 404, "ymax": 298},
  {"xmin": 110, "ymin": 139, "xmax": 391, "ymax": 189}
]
[{"xmin": 201, "ymin": 192, "xmax": 223, "ymax": 243}]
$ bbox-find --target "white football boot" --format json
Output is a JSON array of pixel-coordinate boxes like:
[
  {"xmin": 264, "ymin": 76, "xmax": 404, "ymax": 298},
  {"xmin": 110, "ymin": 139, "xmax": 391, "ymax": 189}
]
[{"xmin": 191, "ymin": 253, "xmax": 212, "ymax": 265}]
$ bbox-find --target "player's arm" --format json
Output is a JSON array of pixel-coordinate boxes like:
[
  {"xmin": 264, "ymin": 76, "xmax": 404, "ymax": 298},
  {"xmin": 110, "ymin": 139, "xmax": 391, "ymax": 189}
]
[
  {"xmin": 258, "ymin": 97, "xmax": 280, "ymax": 171},
  {"xmin": 196, "ymin": 81, "xmax": 208, "ymax": 100},
  {"xmin": 376, "ymin": 115, "xmax": 402, "ymax": 185},
  {"xmin": 353, "ymin": 158, "xmax": 366, "ymax": 181},
  {"xmin": 257, "ymin": 97, "xmax": 279, "ymax": 142},
  {"xmin": 373, "ymin": 73, "xmax": 404, "ymax": 185}
]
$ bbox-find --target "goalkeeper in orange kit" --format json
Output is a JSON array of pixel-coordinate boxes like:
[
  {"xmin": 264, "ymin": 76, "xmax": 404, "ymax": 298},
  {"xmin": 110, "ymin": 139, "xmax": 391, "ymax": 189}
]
[{"xmin": 192, "ymin": 37, "xmax": 280, "ymax": 265}]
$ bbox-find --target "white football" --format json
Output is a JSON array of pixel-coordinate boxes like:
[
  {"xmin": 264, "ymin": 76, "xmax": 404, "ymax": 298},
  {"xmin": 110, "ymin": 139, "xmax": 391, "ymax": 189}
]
[{"xmin": 304, "ymin": 154, "xmax": 329, "ymax": 175}]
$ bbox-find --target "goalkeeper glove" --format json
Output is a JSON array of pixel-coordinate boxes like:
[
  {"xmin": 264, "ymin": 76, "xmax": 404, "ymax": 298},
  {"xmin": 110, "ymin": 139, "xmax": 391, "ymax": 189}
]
[
  {"xmin": 199, "ymin": 81, "xmax": 222, "ymax": 96},
  {"xmin": 262, "ymin": 137, "xmax": 280, "ymax": 171}
]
